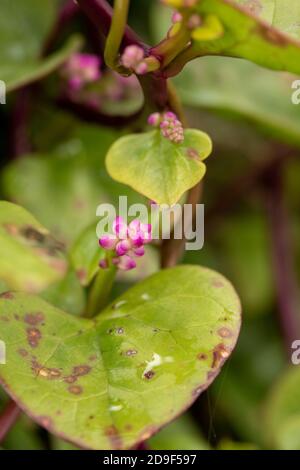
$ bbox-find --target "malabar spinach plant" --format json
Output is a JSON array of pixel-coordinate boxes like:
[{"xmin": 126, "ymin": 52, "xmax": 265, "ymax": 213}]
[{"xmin": 0, "ymin": 0, "xmax": 300, "ymax": 450}]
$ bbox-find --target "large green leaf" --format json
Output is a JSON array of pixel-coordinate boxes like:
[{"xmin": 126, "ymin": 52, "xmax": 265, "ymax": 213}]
[
  {"xmin": 0, "ymin": 265, "xmax": 241, "ymax": 449},
  {"xmin": 235, "ymin": 0, "xmax": 300, "ymax": 39},
  {"xmin": 166, "ymin": 0, "xmax": 300, "ymax": 75},
  {"xmin": 174, "ymin": 56, "xmax": 300, "ymax": 148},
  {"xmin": 106, "ymin": 129, "xmax": 212, "ymax": 206},
  {"xmin": 0, "ymin": 0, "xmax": 81, "ymax": 92},
  {"xmin": 0, "ymin": 201, "xmax": 67, "ymax": 293}
]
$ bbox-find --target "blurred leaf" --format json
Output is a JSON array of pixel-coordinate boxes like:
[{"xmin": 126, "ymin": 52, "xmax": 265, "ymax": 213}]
[
  {"xmin": 2, "ymin": 126, "xmax": 118, "ymax": 245},
  {"xmin": 191, "ymin": 0, "xmax": 300, "ymax": 75},
  {"xmin": 174, "ymin": 57, "xmax": 300, "ymax": 148},
  {"xmin": 217, "ymin": 438, "xmax": 259, "ymax": 450},
  {"xmin": 264, "ymin": 367, "xmax": 300, "ymax": 449},
  {"xmin": 41, "ymin": 270, "xmax": 86, "ymax": 316},
  {"xmin": 106, "ymin": 129, "xmax": 212, "ymax": 205},
  {"xmin": 149, "ymin": 414, "xmax": 210, "ymax": 450},
  {"xmin": 235, "ymin": 0, "xmax": 300, "ymax": 39},
  {"xmin": 210, "ymin": 316, "xmax": 285, "ymax": 445},
  {"xmin": 217, "ymin": 213, "xmax": 274, "ymax": 316},
  {"xmin": 70, "ymin": 224, "xmax": 105, "ymax": 287},
  {"xmin": 0, "ymin": 0, "xmax": 82, "ymax": 92},
  {"xmin": 0, "ymin": 201, "xmax": 67, "ymax": 293},
  {"xmin": 0, "ymin": 266, "xmax": 241, "ymax": 449}
]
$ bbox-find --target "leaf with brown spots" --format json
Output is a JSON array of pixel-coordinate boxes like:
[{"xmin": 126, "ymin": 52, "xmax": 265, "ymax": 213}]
[
  {"xmin": 0, "ymin": 265, "xmax": 241, "ymax": 449},
  {"xmin": 166, "ymin": 0, "xmax": 300, "ymax": 75},
  {"xmin": 0, "ymin": 201, "xmax": 67, "ymax": 293}
]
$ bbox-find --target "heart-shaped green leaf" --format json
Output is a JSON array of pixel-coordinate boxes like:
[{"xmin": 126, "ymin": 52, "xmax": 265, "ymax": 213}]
[
  {"xmin": 0, "ymin": 265, "xmax": 241, "ymax": 449},
  {"xmin": 188, "ymin": 0, "xmax": 300, "ymax": 75},
  {"xmin": 106, "ymin": 129, "xmax": 212, "ymax": 206},
  {"xmin": 0, "ymin": 201, "xmax": 67, "ymax": 292}
]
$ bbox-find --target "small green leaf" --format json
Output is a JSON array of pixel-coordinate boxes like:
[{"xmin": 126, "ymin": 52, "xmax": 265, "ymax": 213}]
[
  {"xmin": 106, "ymin": 129, "xmax": 212, "ymax": 205},
  {"xmin": 0, "ymin": 201, "xmax": 67, "ymax": 293},
  {"xmin": 191, "ymin": 0, "xmax": 300, "ymax": 75},
  {"xmin": 0, "ymin": 0, "xmax": 82, "ymax": 92},
  {"xmin": 0, "ymin": 265, "xmax": 241, "ymax": 450}
]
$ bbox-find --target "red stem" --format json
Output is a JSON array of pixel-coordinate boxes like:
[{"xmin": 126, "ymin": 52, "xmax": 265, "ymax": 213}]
[
  {"xmin": 264, "ymin": 163, "xmax": 300, "ymax": 352},
  {"xmin": 0, "ymin": 400, "xmax": 21, "ymax": 443}
]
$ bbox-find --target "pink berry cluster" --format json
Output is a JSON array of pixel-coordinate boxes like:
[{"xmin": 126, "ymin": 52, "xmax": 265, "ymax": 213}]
[
  {"xmin": 99, "ymin": 217, "xmax": 152, "ymax": 271},
  {"xmin": 148, "ymin": 111, "xmax": 184, "ymax": 144},
  {"xmin": 62, "ymin": 53, "xmax": 101, "ymax": 91},
  {"xmin": 120, "ymin": 45, "xmax": 148, "ymax": 75}
]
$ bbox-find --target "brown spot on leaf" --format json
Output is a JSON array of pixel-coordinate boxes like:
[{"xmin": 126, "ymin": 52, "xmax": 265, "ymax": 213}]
[
  {"xmin": 21, "ymin": 226, "xmax": 46, "ymax": 243},
  {"xmin": 243, "ymin": 0, "xmax": 262, "ymax": 16},
  {"xmin": 0, "ymin": 292, "xmax": 14, "ymax": 299},
  {"xmin": 89, "ymin": 354, "xmax": 97, "ymax": 361},
  {"xmin": 212, "ymin": 279, "xmax": 224, "ymax": 288},
  {"xmin": 18, "ymin": 348, "xmax": 28, "ymax": 357},
  {"xmin": 144, "ymin": 370, "xmax": 155, "ymax": 380},
  {"xmin": 256, "ymin": 24, "xmax": 289, "ymax": 46},
  {"xmin": 39, "ymin": 416, "xmax": 53, "ymax": 429},
  {"xmin": 68, "ymin": 385, "xmax": 83, "ymax": 395},
  {"xmin": 116, "ymin": 327, "xmax": 124, "ymax": 335},
  {"xmin": 4, "ymin": 223, "xmax": 19, "ymax": 236},
  {"xmin": 186, "ymin": 147, "xmax": 200, "ymax": 160},
  {"xmin": 64, "ymin": 375, "xmax": 77, "ymax": 384},
  {"xmin": 197, "ymin": 353, "xmax": 207, "ymax": 360},
  {"xmin": 218, "ymin": 327, "xmax": 233, "ymax": 338},
  {"xmin": 212, "ymin": 344, "xmax": 230, "ymax": 369},
  {"xmin": 24, "ymin": 312, "xmax": 45, "ymax": 326},
  {"xmin": 27, "ymin": 327, "xmax": 42, "ymax": 348},
  {"xmin": 31, "ymin": 359, "xmax": 61, "ymax": 380},
  {"xmin": 72, "ymin": 365, "xmax": 91, "ymax": 377},
  {"xmin": 124, "ymin": 349, "xmax": 137, "ymax": 357},
  {"xmin": 76, "ymin": 269, "xmax": 87, "ymax": 283},
  {"xmin": 105, "ymin": 426, "xmax": 122, "ymax": 450},
  {"xmin": 0, "ymin": 316, "xmax": 10, "ymax": 322}
]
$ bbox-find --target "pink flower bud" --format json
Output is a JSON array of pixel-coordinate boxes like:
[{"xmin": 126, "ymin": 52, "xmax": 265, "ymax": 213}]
[
  {"xmin": 113, "ymin": 216, "xmax": 128, "ymax": 239},
  {"xmin": 62, "ymin": 53, "xmax": 101, "ymax": 91},
  {"xmin": 160, "ymin": 111, "xmax": 184, "ymax": 144},
  {"xmin": 135, "ymin": 62, "xmax": 148, "ymax": 75},
  {"xmin": 188, "ymin": 14, "xmax": 202, "ymax": 29},
  {"xmin": 118, "ymin": 255, "xmax": 137, "ymax": 271},
  {"xmin": 148, "ymin": 113, "xmax": 161, "ymax": 127},
  {"xmin": 172, "ymin": 12, "xmax": 183, "ymax": 23},
  {"xmin": 116, "ymin": 239, "xmax": 132, "ymax": 256},
  {"xmin": 134, "ymin": 246, "xmax": 145, "ymax": 257},
  {"xmin": 99, "ymin": 259, "xmax": 109, "ymax": 269},
  {"xmin": 99, "ymin": 234, "xmax": 118, "ymax": 250},
  {"xmin": 121, "ymin": 45, "xmax": 145, "ymax": 69}
]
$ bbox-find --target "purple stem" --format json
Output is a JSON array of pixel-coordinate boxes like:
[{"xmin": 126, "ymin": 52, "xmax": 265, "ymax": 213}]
[
  {"xmin": 264, "ymin": 163, "xmax": 300, "ymax": 352},
  {"xmin": 76, "ymin": 0, "xmax": 146, "ymax": 52},
  {"xmin": 0, "ymin": 400, "xmax": 21, "ymax": 443},
  {"xmin": 42, "ymin": 0, "xmax": 80, "ymax": 56},
  {"xmin": 9, "ymin": 87, "xmax": 33, "ymax": 158}
]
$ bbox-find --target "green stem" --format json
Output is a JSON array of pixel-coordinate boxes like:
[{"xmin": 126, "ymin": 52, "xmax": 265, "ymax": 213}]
[
  {"xmin": 104, "ymin": 0, "xmax": 130, "ymax": 71},
  {"xmin": 86, "ymin": 266, "xmax": 117, "ymax": 318},
  {"xmin": 151, "ymin": 22, "xmax": 191, "ymax": 68}
]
